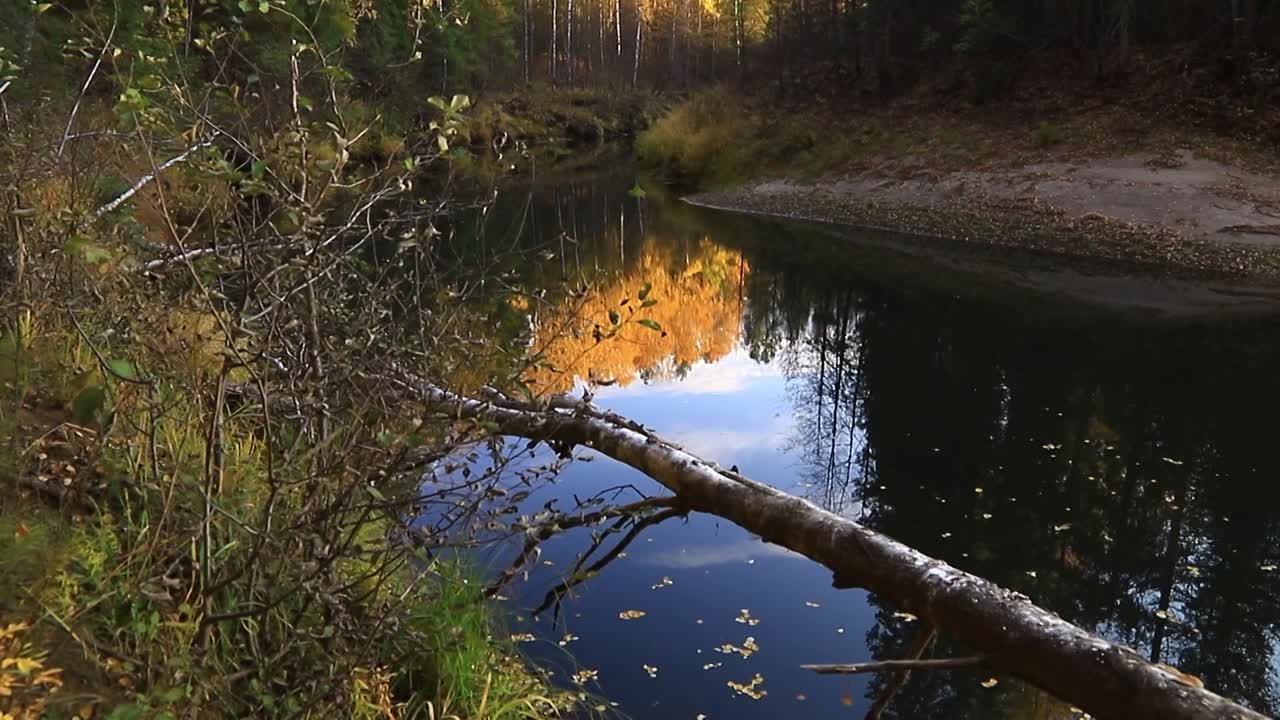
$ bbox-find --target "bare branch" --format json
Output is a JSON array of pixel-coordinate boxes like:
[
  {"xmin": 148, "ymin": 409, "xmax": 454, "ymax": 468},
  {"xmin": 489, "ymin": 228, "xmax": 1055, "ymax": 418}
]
[{"xmin": 802, "ymin": 657, "xmax": 985, "ymax": 675}]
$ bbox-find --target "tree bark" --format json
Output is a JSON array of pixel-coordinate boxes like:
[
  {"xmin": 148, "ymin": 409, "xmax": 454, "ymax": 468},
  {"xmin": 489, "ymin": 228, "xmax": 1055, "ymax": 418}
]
[{"xmin": 402, "ymin": 379, "xmax": 1268, "ymax": 720}]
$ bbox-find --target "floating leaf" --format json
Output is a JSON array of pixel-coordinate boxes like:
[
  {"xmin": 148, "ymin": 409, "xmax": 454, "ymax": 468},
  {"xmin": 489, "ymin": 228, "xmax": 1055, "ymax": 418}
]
[
  {"xmin": 804, "ymin": 601, "xmax": 821, "ymax": 608},
  {"xmin": 510, "ymin": 633, "xmax": 536, "ymax": 642},
  {"xmin": 651, "ymin": 576, "xmax": 674, "ymax": 590},
  {"xmin": 618, "ymin": 610, "xmax": 646, "ymax": 620},
  {"xmin": 642, "ymin": 664, "xmax": 658, "ymax": 678},
  {"xmin": 734, "ymin": 608, "xmax": 760, "ymax": 626},
  {"xmin": 727, "ymin": 673, "xmax": 767, "ymax": 700},
  {"xmin": 980, "ymin": 678, "xmax": 999, "ymax": 688},
  {"xmin": 892, "ymin": 612, "xmax": 918, "ymax": 622},
  {"xmin": 1162, "ymin": 457, "xmax": 1185, "ymax": 466},
  {"xmin": 570, "ymin": 669, "xmax": 598, "ymax": 684}
]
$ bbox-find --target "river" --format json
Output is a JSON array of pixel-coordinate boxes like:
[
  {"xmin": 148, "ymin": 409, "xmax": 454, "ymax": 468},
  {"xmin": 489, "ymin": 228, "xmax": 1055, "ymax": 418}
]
[{"xmin": 443, "ymin": 160, "xmax": 1280, "ymax": 719}]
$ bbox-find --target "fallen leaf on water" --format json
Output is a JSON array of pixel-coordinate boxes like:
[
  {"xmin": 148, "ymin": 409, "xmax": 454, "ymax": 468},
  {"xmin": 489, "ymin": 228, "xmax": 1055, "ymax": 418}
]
[
  {"xmin": 1053, "ymin": 523, "xmax": 1072, "ymax": 532},
  {"xmin": 643, "ymin": 664, "xmax": 658, "ymax": 678},
  {"xmin": 727, "ymin": 673, "xmax": 767, "ymax": 700},
  {"xmin": 796, "ymin": 693, "xmax": 807, "ymax": 701},
  {"xmin": 841, "ymin": 693, "xmax": 853, "ymax": 706},
  {"xmin": 804, "ymin": 601, "xmax": 821, "ymax": 608},
  {"xmin": 1026, "ymin": 571, "xmax": 1038, "ymax": 578},
  {"xmin": 1162, "ymin": 457, "xmax": 1185, "ymax": 466},
  {"xmin": 734, "ymin": 608, "xmax": 760, "ymax": 626},
  {"xmin": 558, "ymin": 633, "xmax": 579, "ymax": 646},
  {"xmin": 510, "ymin": 633, "xmax": 536, "ymax": 642},
  {"xmin": 980, "ymin": 678, "xmax": 999, "ymax": 688},
  {"xmin": 618, "ymin": 610, "xmax": 647, "ymax": 620},
  {"xmin": 892, "ymin": 612, "xmax": 918, "ymax": 622},
  {"xmin": 651, "ymin": 576, "xmax": 674, "ymax": 590},
  {"xmin": 974, "ymin": 487, "xmax": 984, "ymax": 494},
  {"xmin": 1262, "ymin": 565, "xmax": 1277, "ymax": 572},
  {"xmin": 571, "ymin": 669, "xmax": 599, "ymax": 685},
  {"xmin": 982, "ymin": 513, "xmax": 993, "ymax": 519},
  {"xmin": 702, "ymin": 662, "xmax": 723, "ymax": 670}
]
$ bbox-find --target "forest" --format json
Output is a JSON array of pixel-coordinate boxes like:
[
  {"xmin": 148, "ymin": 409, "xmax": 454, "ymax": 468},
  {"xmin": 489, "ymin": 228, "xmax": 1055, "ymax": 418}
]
[{"xmin": 4, "ymin": 1, "xmax": 1280, "ymax": 719}]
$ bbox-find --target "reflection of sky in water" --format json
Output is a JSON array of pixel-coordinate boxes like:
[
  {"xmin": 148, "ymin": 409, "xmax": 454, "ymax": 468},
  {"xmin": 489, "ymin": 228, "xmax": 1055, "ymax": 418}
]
[{"xmin": 499, "ymin": 345, "xmax": 885, "ymax": 719}]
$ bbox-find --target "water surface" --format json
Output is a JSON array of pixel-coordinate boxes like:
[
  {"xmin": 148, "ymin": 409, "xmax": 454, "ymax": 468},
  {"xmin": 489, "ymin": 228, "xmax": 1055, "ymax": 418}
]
[{"xmin": 448, "ymin": 165, "xmax": 1280, "ymax": 718}]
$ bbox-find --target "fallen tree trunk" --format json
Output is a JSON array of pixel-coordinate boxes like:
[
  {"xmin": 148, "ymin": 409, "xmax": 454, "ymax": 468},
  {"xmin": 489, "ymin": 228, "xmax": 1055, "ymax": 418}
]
[{"xmin": 403, "ymin": 378, "xmax": 1267, "ymax": 720}]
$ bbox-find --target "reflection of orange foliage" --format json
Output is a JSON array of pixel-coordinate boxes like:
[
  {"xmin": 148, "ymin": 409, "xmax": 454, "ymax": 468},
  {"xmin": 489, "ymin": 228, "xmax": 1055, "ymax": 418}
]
[{"xmin": 528, "ymin": 237, "xmax": 746, "ymax": 393}]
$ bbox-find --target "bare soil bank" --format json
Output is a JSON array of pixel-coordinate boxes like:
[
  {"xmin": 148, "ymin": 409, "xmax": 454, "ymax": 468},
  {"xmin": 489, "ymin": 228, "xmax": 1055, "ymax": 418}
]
[{"xmin": 686, "ymin": 151, "xmax": 1280, "ymax": 315}]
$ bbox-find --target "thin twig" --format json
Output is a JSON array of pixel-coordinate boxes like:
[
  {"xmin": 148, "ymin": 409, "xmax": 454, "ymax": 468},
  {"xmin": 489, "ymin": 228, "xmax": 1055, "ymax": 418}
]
[
  {"xmin": 866, "ymin": 625, "xmax": 938, "ymax": 720},
  {"xmin": 802, "ymin": 657, "xmax": 985, "ymax": 675},
  {"xmin": 59, "ymin": 10, "xmax": 119, "ymax": 158}
]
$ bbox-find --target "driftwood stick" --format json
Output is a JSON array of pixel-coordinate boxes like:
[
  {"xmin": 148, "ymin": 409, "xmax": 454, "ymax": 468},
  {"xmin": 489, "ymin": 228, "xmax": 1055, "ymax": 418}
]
[
  {"xmin": 866, "ymin": 625, "xmax": 939, "ymax": 719},
  {"xmin": 397, "ymin": 376, "xmax": 1267, "ymax": 720},
  {"xmin": 803, "ymin": 656, "xmax": 983, "ymax": 675}
]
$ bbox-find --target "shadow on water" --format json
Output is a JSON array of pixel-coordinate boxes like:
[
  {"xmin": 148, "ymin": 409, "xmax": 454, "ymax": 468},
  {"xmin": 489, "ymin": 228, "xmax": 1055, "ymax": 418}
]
[{"xmin": 447, "ymin": 159, "xmax": 1280, "ymax": 718}]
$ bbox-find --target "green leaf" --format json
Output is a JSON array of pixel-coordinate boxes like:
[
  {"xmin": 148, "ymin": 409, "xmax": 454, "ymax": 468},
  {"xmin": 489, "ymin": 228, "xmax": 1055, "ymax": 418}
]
[
  {"xmin": 366, "ymin": 485, "xmax": 386, "ymax": 502},
  {"xmin": 637, "ymin": 319, "xmax": 662, "ymax": 332},
  {"xmin": 427, "ymin": 96, "xmax": 448, "ymax": 111},
  {"xmin": 108, "ymin": 359, "xmax": 138, "ymax": 381},
  {"xmin": 436, "ymin": 134, "xmax": 449, "ymax": 153},
  {"xmin": 296, "ymin": 94, "xmax": 313, "ymax": 111},
  {"xmin": 628, "ymin": 182, "xmax": 647, "ymax": 198},
  {"xmin": 72, "ymin": 385, "xmax": 107, "ymax": 425},
  {"xmin": 34, "ymin": 3, "xmax": 53, "ymax": 14},
  {"xmin": 258, "ymin": 0, "xmax": 270, "ymax": 12},
  {"xmin": 450, "ymin": 94, "xmax": 471, "ymax": 112},
  {"xmin": 638, "ymin": 282, "xmax": 653, "ymax": 301},
  {"xmin": 641, "ymin": 298, "xmax": 658, "ymax": 308},
  {"xmin": 607, "ymin": 310, "xmax": 621, "ymax": 326},
  {"xmin": 250, "ymin": 159, "xmax": 267, "ymax": 179}
]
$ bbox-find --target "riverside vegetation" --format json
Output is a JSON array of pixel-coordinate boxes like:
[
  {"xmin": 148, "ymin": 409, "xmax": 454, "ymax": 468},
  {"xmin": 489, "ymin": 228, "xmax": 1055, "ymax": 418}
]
[{"xmin": 7, "ymin": 0, "xmax": 1280, "ymax": 718}]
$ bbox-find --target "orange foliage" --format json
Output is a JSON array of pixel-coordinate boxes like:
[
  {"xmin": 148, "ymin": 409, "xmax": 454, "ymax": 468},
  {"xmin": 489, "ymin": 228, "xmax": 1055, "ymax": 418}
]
[{"xmin": 527, "ymin": 236, "xmax": 747, "ymax": 394}]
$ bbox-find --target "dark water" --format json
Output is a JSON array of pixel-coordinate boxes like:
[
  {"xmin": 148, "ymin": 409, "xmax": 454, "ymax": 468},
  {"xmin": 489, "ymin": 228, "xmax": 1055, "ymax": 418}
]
[{"xmin": 448, "ymin": 164, "xmax": 1280, "ymax": 719}]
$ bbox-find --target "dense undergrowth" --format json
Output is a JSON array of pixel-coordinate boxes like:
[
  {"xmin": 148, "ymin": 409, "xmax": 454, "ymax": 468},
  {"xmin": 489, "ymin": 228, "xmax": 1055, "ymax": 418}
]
[{"xmin": 0, "ymin": 4, "xmax": 615, "ymax": 719}]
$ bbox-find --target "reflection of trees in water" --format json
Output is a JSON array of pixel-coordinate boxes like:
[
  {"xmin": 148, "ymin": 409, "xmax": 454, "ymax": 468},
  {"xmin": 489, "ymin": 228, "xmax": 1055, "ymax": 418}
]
[
  {"xmin": 739, "ymin": 245, "xmax": 1280, "ymax": 714},
  {"xmin": 773, "ymin": 287, "xmax": 872, "ymax": 514},
  {"xmin": 508, "ymin": 178, "xmax": 747, "ymax": 393}
]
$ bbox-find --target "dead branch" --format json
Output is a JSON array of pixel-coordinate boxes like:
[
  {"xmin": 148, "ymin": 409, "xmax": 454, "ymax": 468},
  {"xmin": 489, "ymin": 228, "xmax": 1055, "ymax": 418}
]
[
  {"xmin": 87, "ymin": 136, "xmax": 217, "ymax": 224},
  {"xmin": 400, "ymin": 375, "xmax": 1268, "ymax": 720},
  {"xmin": 866, "ymin": 625, "xmax": 938, "ymax": 720},
  {"xmin": 803, "ymin": 657, "xmax": 984, "ymax": 675}
]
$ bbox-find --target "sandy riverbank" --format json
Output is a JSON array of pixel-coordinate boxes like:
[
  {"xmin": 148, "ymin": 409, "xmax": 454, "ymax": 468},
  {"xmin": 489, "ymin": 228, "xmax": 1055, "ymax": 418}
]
[{"xmin": 687, "ymin": 150, "xmax": 1280, "ymax": 282}]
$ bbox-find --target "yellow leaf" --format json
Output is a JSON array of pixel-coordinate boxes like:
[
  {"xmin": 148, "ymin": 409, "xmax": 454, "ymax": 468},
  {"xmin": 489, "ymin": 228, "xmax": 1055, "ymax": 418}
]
[{"xmin": 618, "ymin": 610, "xmax": 646, "ymax": 620}]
